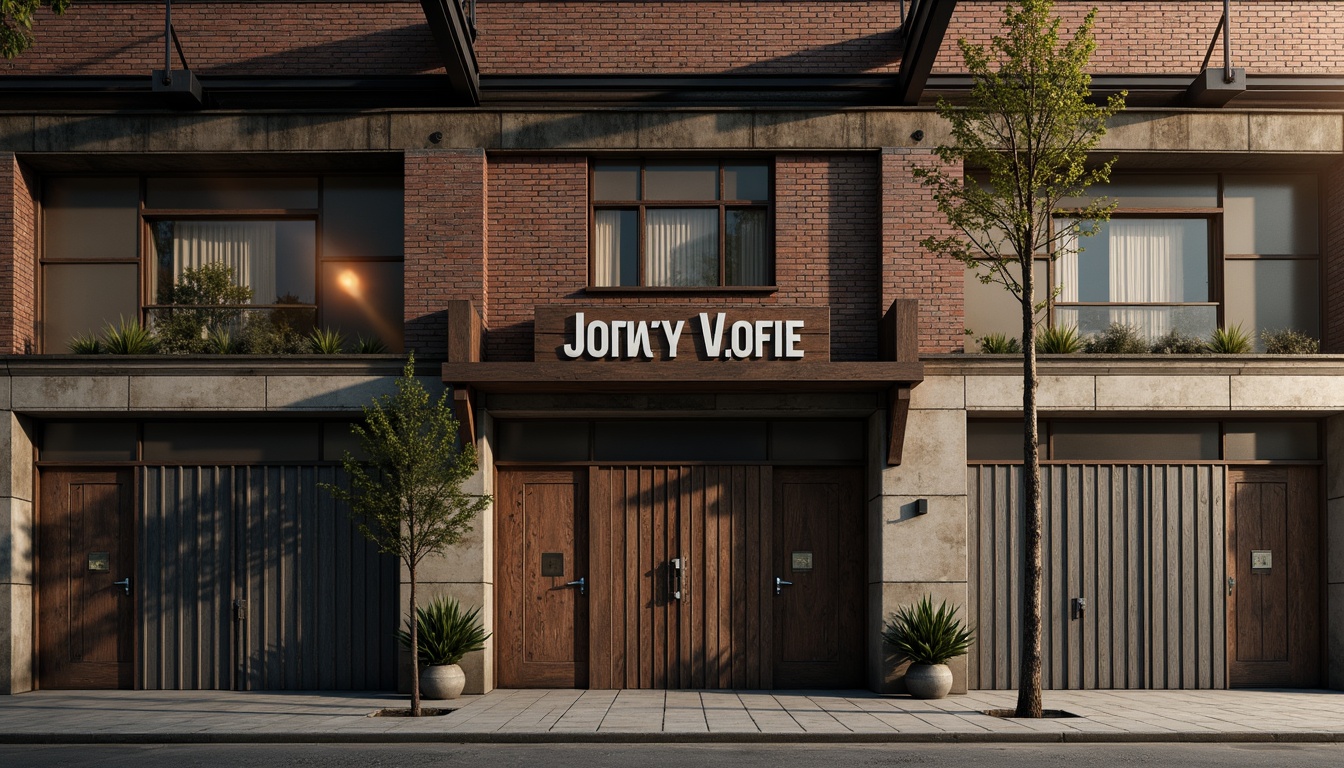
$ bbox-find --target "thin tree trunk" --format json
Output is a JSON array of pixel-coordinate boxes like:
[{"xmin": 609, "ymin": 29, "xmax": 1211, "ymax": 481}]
[
  {"xmin": 410, "ymin": 564, "xmax": 421, "ymax": 716},
  {"xmin": 1015, "ymin": 251, "xmax": 1044, "ymax": 718}
]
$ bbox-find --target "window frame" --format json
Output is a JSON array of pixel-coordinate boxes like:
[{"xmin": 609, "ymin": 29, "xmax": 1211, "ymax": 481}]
[{"xmin": 588, "ymin": 159, "xmax": 776, "ymax": 292}]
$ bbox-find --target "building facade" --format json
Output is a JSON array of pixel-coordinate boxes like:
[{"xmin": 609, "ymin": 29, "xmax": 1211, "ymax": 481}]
[{"xmin": 1, "ymin": 0, "xmax": 1343, "ymax": 695}]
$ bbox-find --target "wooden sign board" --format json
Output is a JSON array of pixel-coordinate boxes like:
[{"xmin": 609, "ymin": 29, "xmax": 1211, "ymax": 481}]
[{"xmin": 534, "ymin": 305, "xmax": 830, "ymax": 362}]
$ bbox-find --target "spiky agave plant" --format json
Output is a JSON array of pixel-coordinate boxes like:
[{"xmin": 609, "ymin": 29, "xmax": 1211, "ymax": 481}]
[
  {"xmin": 1035, "ymin": 325, "xmax": 1083, "ymax": 354},
  {"xmin": 67, "ymin": 332, "xmax": 102, "ymax": 354},
  {"xmin": 977, "ymin": 333, "xmax": 1021, "ymax": 354},
  {"xmin": 354, "ymin": 334, "xmax": 388, "ymax": 354},
  {"xmin": 1208, "ymin": 323, "xmax": 1253, "ymax": 354},
  {"xmin": 395, "ymin": 597, "xmax": 491, "ymax": 667},
  {"xmin": 309, "ymin": 327, "xmax": 346, "ymax": 354},
  {"xmin": 100, "ymin": 316, "xmax": 157, "ymax": 354},
  {"xmin": 881, "ymin": 596, "xmax": 975, "ymax": 666}
]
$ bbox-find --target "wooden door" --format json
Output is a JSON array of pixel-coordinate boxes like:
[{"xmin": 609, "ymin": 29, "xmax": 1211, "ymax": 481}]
[
  {"xmin": 1227, "ymin": 467, "xmax": 1320, "ymax": 687},
  {"xmin": 38, "ymin": 469, "xmax": 135, "ymax": 689},
  {"xmin": 496, "ymin": 469, "xmax": 589, "ymax": 687},
  {"xmin": 771, "ymin": 467, "xmax": 865, "ymax": 688}
]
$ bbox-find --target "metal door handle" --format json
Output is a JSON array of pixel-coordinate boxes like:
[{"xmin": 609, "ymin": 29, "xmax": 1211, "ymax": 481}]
[
  {"xmin": 113, "ymin": 577, "xmax": 131, "ymax": 596},
  {"xmin": 774, "ymin": 577, "xmax": 793, "ymax": 596},
  {"xmin": 1227, "ymin": 576, "xmax": 1235, "ymax": 595},
  {"xmin": 669, "ymin": 557, "xmax": 683, "ymax": 601},
  {"xmin": 565, "ymin": 577, "xmax": 586, "ymax": 596}
]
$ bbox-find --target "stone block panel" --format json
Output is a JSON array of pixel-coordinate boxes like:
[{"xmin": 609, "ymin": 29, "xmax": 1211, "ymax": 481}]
[
  {"xmin": 11, "ymin": 376, "xmax": 129, "ymax": 411},
  {"xmin": 1233, "ymin": 375, "xmax": 1344, "ymax": 410},
  {"xmin": 1096, "ymin": 375, "xmax": 1230, "ymax": 410},
  {"xmin": 881, "ymin": 407, "xmax": 967, "ymax": 497},
  {"xmin": 875, "ymin": 495, "xmax": 968, "ymax": 584},
  {"xmin": 965, "ymin": 374, "xmax": 1096, "ymax": 411},
  {"xmin": 129, "ymin": 376, "xmax": 266, "ymax": 411}
]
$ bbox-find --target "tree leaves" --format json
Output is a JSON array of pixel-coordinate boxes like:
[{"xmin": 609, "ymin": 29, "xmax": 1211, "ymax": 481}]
[{"xmin": 1, "ymin": 0, "xmax": 71, "ymax": 58}]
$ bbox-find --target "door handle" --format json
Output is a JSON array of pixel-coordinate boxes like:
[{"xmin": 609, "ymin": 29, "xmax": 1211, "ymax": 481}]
[
  {"xmin": 1227, "ymin": 576, "xmax": 1235, "ymax": 595},
  {"xmin": 670, "ymin": 557, "xmax": 683, "ymax": 601},
  {"xmin": 774, "ymin": 576, "xmax": 793, "ymax": 596},
  {"xmin": 565, "ymin": 577, "xmax": 586, "ymax": 596},
  {"xmin": 113, "ymin": 577, "xmax": 131, "ymax": 596}
]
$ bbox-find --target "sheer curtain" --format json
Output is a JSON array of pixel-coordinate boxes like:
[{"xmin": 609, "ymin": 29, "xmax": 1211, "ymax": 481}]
[
  {"xmin": 593, "ymin": 210, "xmax": 623, "ymax": 287},
  {"xmin": 646, "ymin": 209, "xmax": 718, "ymax": 287},
  {"xmin": 1056, "ymin": 219, "xmax": 1186, "ymax": 336},
  {"xmin": 170, "ymin": 221, "xmax": 277, "ymax": 303},
  {"xmin": 726, "ymin": 209, "xmax": 767, "ymax": 285}
]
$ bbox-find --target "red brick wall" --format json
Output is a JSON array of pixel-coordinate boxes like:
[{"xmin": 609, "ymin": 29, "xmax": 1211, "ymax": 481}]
[
  {"xmin": 483, "ymin": 154, "xmax": 880, "ymax": 362},
  {"xmin": 404, "ymin": 149, "xmax": 487, "ymax": 358},
  {"xmin": 880, "ymin": 148, "xmax": 962, "ymax": 355},
  {"xmin": 1324, "ymin": 159, "xmax": 1344, "ymax": 352},
  {"xmin": 0, "ymin": 155, "xmax": 37, "ymax": 355}
]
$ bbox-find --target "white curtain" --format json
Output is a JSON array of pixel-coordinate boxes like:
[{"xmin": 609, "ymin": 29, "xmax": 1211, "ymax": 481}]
[
  {"xmin": 170, "ymin": 221, "xmax": 276, "ymax": 304},
  {"xmin": 593, "ymin": 210, "xmax": 624, "ymax": 287},
  {"xmin": 1056, "ymin": 219, "xmax": 1187, "ymax": 336},
  {"xmin": 646, "ymin": 209, "xmax": 718, "ymax": 287},
  {"xmin": 727, "ymin": 210, "xmax": 767, "ymax": 285}
]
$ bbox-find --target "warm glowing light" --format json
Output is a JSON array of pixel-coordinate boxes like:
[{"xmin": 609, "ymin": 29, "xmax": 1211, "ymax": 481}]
[{"xmin": 338, "ymin": 270, "xmax": 362, "ymax": 298}]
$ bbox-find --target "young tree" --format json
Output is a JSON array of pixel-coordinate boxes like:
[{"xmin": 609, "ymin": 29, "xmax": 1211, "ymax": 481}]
[
  {"xmin": 914, "ymin": 0, "xmax": 1123, "ymax": 717},
  {"xmin": 2, "ymin": 0, "xmax": 71, "ymax": 58},
  {"xmin": 323, "ymin": 355, "xmax": 490, "ymax": 716}
]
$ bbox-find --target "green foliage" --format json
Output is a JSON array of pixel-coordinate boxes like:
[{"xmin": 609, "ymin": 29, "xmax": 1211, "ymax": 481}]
[
  {"xmin": 239, "ymin": 312, "xmax": 309, "ymax": 355},
  {"xmin": 1208, "ymin": 324, "xmax": 1253, "ymax": 355},
  {"xmin": 309, "ymin": 327, "xmax": 347, "ymax": 354},
  {"xmin": 1035, "ymin": 325, "xmax": 1083, "ymax": 354},
  {"xmin": 395, "ymin": 597, "xmax": 491, "ymax": 667},
  {"xmin": 355, "ymin": 335, "xmax": 389, "ymax": 354},
  {"xmin": 977, "ymin": 333, "xmax": 1021, "ymax": 354},
  {"xmin": 1, "ymin": 0, "xmax": 70, "ymax": 58},
  {"xmin": 1149, "ymin": 329, "xmax": 1206, "ymax": 355},
  {"xmin": 205, "ymin": 326, "xmax": 243, "ymax": 355},
  {"xmin": 153, "ymin": 264, "xmax": 253, "ymax": 355},
  {"xmin": 1262, "ymin": 328, "xmax": 1319, "ymax": 355},
  {"xmin": 881, "ymin": 596, "xmax": 975, "ymax": 666},
  {"xmin": 100, "ymin": 316, "xmax": 157, "ymax": 354},
  {"xmin": 67, "ymin": 332, "xmax": 101, "ymax": 354},
  {"xmin": 1084, "ymin": 322, "xmax": 1147, "ymax": 354}
]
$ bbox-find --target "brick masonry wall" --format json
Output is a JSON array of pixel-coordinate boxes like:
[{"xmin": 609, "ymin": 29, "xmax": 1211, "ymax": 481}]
[
  {"xmin": 483, "ymin": 154, "xmax": 880, "ymax": 362},
  {"xmin": 404, "ymin": 149, "xmax": 487, "ymax": 358},
  {"xmin": 1325, "ymin": 159, "xmax": 1344, "ymax": 352},
  {"xmin": 880, "ymin": 148, "xmax": 963, "ymax": 355},
  {"xmin": 0, "ymin": 155, "xmax": 36, "ymax": 355}
]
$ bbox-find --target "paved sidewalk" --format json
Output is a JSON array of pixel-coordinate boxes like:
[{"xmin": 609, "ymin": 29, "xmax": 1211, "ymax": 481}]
[{"xmin": 1, "ymin": 688, "xmax": 1342, "ymax": 744}]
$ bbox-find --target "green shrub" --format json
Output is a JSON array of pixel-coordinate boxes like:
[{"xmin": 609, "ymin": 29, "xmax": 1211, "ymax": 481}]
[
  {"xmin": 355, "ymin": 335, "xmax": 389, "ymax": 354},
  {"xmin": 1149, "ymin": 329, "xmax": 1206, "ymax": 355},
  {"xmin": 1262, "ymin": 328, "xmax": 1319, "ymax": 355},
  {"xmin": 100, "ymin": 317, "xmax": 157, "ymax": 354},
  {"xmin": 396, "ymin": 598, "xmax": 491, "ymax": 667},
  {"xmin": 1084, "ymin": 322, "xmax": 1147, "ymax": 354},
  {"xmin": 68, "ymin": 333, "xmax": 101, "ymax": 354},
  {"xmin": 881, "ymin": 596, "xmax": 975, "ymax": 666},
  {"xmin": 977, "ymin": 333, "xmax": 1021, "ymax": 354},
  {"xmin": 240, "ymin": 312, "xmax": 309, "ymax": 355},
  {"xmin": 1036, "ymin": 325, "xmax": 1083, "ymax": 354},
  {"xmin": 1208, "ymin": 324, "xmax": 1253, "ymax": 354},
  {"xmin": 153, "ymin": 263, "xmax": 253, "ymax": 354},
  {"xmin": 309, "ymin": 327, "xmax": 347, "ymax": 354},
  {"xmin": 205, "ymin": 326, "xmax": 243, "ymax": 354}
]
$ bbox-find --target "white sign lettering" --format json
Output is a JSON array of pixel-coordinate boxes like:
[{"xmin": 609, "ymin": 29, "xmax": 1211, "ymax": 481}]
[{"xmin": 562, "ymin": 312, "xmax": 805, "ymax": 360}]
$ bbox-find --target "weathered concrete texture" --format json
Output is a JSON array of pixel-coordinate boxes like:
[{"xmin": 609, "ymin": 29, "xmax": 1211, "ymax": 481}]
[
  {"xmin": 265, "ymin": 375, "xmax": 439, "ymax": 410},
  {"xmin": 875, "ymin": 495, "xmax": 967, "ymax": 584},
  {"xmin": 413, "ymin": 522, "xmax": 489, "ymax": 586},
  {"xmin": 1095, "ymin": 375, "xmax": 1231, "ymax": 410},
  {"xmin": 753, "ymin": 112, "xmax": 866, "ymax": 149},
  {"xmin": 636, "ymin": 112, "xmax": 753, "ymax": 149},
  {"xmin": 880, "ymin": 408, "xmax": 967, "ymax": 497},
  {"xmin": 0, "ymin": 413, "xmax": 31, "ymax": 503},
  {"xmin": 864, "ymin": 111, "xmax": 954, "ymax": 149},
  {"xmin": 0, "ymin": 583, "xmax": 32, "ymax": 694},
  {"xmin": 500, "ymin": 112, "xmax": 641, "ymax": 150},
  {"xmin": 11, "ymin": 376, "xmax": 129, "ymax": 411},
  {"xmin": 869, "ymin": 581, "xmax": 969, "ymax": 695},
  {"xmin": 908, "ymin": 376, "xmax": 964, "ymax": 410},
  {"xmin": 129, "ymin": 376, "xmax": 267, "ymax": 411},
  {"xmin": 143, "ymin": 115, "xmax": 268, "ymax": 153},
  {"xmin": 407, "ymin": 581, "xmax": 495, "ymax": 696},
  {"xmin": 389, "ymin": 112, "xmax": 502, "ymax": 150},
  {"xmin": 0, "ymin": 498, "xmax": 32, "ymax": 586},
  {"xmin": 965, "ymin": 374, "xmax": 1095, "ymax": 411},
  {"xmin": 265, "ymin": 114, "xmax": 391, "ymax": 152},
  {"xmin": 1249, "ymin": 113, "xmax": 1344, "ymax": 153},
  {"xmin": 0, "ymin": 378, "xmax": 9, "ymax": 413},
  {"xmin": 1233, "ymin": 375, "xmax": 1344, "ymax": 409}
]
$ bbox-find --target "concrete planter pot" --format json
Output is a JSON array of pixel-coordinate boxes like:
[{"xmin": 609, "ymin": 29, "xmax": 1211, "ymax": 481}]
[
  {"xmin": 904, "ymin": 663, "xmax": 954, "ymax": 699},
  {"xmin": 419, "ymin": 664, "xmax": 465, "ymax": 700}
]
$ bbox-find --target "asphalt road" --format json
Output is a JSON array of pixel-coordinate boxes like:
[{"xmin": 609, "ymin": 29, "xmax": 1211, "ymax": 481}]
[{"xmin": 1, "ymin": 743, "xmax": 1342, "ymax": 768}]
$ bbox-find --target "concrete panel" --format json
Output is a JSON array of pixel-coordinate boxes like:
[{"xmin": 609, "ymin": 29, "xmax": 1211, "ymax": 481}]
[
  {"xmin": 1095, "ymin": 375, "xmax": 1230, "ymax": 410},
  {"xmin": 865, "ymin": 112, "xmax": 954, "ymax": 149},
  {"xmin": 1331, "ymin": 497, "xmax": 1344, "ymax": 585},
  {"xmin": 878, "ymin": 495, "xmax": 967, "ymax": 583},
  {"xmin": 0, "ymin": 413, "xmax": 32, "ymax": 503},
  {"xmin": 0, "ymin": 116, "xmax": 35, "ymax": 152},
  {"xmin": 637, "ymin": 112, "xmax": 753, "ymax": 149},
  {"xmin": 965, "ymin": 374, "xmax": 1096, "ymax": 411},
  {"xmin": 264, "ymin": 375, "xmax": 437, "ymax": 410},
  {"xmin": 752, "ymin": 111, "xmax": 864, "ymax": 149},
  {"xmin": 500, "ymin": 112, "xmax": 640, "ymax": 150},
  {"xmin": 1249, "ymin": 113, "xmax": 1344, "ymax": 154},
  {"xmin": 1185, "ymin": 113, "xmax": 1251, "ymax": 152},
  {"xmin": 0, "ymin": 499, "xmax": 32, "ymax": 585},
  {"xmin": 1331, "ymin": 583, "xmax": 1344, "ymax": 691},
  {"xmin": 408, "ymin": 581, "xmax": 495, "ymax": 695},
  {"xmin": 411, "ymin": 517, "xmax": 490, "ymax": 585},
  {"xmin": 34, "ymin": 115, "xmax": 148, "ymax": 152},
  {"xmin": 1233, "ymin": 375, "xmax": 1344, "ymax": 410},
  {"xmin": 881, "ymin": 408, "xmax": 967, "ymax": 497},
  {"xmin": 265, "ymin": 114, "xmax": 390, "ymax": 151},
  {"xmin": 389, "ymin": 112, "xmax": 501, "ymax": 150},
  {"xmin": 1101, "ymin": 112, "xmax": 1191, "ymax": 152},
  {"xmin": 870, "ymin": 581, "xmax": 970, "ymax": 695},
  {"xmin": 144, "ymin": 114, "xmax": 268, "ymax": 152},
  {"xmin": 1329, "ymin": 415, "xmax": 1344, "ymax": 501},
  {"xmin": 0, "ymin": 376, "xmax": 10, "ymax": 410},
  {"xmin": 909, "ymin": 376, "xmax": 964, "ymax": 410},
  {"xmin": 11, "ymin": 376, "xmax": 129, "ymax": 411},
  {"xmin": 129, "ymin": 376, "xmax": 266, "ymax": 411},
  {"xmin": 0, "ymin": 583, "xmax": 33, "ymax": 694}
]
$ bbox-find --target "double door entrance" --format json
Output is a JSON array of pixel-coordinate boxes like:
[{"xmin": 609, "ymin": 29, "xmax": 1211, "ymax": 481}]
[{"xmin": 496, "ymin": 466, "xmax": 865, "ymax": 689}]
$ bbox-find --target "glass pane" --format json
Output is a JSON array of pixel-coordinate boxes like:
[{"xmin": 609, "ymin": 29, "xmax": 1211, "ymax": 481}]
[
  {"xmin": 43, "ymin": 177, "xmax": 139, "ymax": 261},
  {"xmin": 770, "ymin": 421, "xmax": 863, "ymax": 462},
  {"xmin": 322, "ymin": 176, "xmax": 403, "ymax": 260},
  {"xmin": 1224, "ymin": 260, "xmax": 1319, "ymax": 350},
  {"xmin": 592, "ymin": 164, "xmax": 639, "ymax": 201},
  {"xmin": 965, "ymin": 260, "xmax": 1047, "ymax": 351},
  {"xmin": 145, "ymin": 177, "xmax": 318, "ymax": 210},
  {"xmin": 322, "ymin": 421, "xmax": 368, "ymax": 462},
  {"xmin": 43, "ymin": 263, "xmax": 138, "ymax": 352},
  {"xmin": 967, "ymin": 421, "xmax": 1041, "ymax": 461},
  {"xmin": 645, "ymin": 209, "xmax": 718, "ymax": 286},
  {"xmin": 1224, "ymin": 174, "xmax": 1318, "ymax": 255},
  {"xmin": 724, "ymin": 164, "xmax": 769, "ymax": 202},
  {"xmin": 725, "ymin": 208, "xmax": 768, "ymax": 285},
  {"xmin": 150, "ymin": 220, "xmax": 316, "ymax": 305},
  {"xmin": 142, "ymin": 422, "xmax": 319, "ymax": 462},
  {"xmin": 1225, "ymin": 422, "xmax": 1318, "ymax": 461},
  {"xmin": 1051, "ymin": 421, "xmax": 1218, "ymax": 461},
  {"xmin": 495, "ymin": 421, "xmax": 590, "ymax": 462},
  {"xmin": 645, "ymin": 164, "xmax": 717, "ymax": 201},
  {"xmin": 41, "ymin": 422, "xmax": 136, "ymax": 461},
  {"xmin": 1055, "ymin": 305, "xmax": 1217, "ymax": 343},
  {"xmin": 592, "ymin": 209, "xmax": 638, "ymax": 287},
  {"xmin": 1056, "ymin": 218, "xmax": 1208, "ymax": 303},
  {"xmin": 320, "ymin": 261, "xmax": 404, "ymax": 351},
  {"xmin": 1059, "ymin": 174, "xmax": 1218, "ymax": 208},
  {"xmin": 594, "ymin": 421, "xmax": 767, "ymax": 461}
]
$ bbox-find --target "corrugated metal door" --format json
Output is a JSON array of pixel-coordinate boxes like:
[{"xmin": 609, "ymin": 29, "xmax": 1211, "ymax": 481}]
[{"xmin": 138, "ymin": 466, "xmax": 398, "ymax": 690}]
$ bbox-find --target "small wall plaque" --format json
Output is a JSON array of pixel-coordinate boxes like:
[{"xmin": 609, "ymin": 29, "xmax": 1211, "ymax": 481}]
[
  {"xmin": 791, "ymin": 551, "xmax": 813, "ymax": 571},
  {"xmin": 541, "ymin": 552, "xmax": 565, "ymax": 577},
  {"xmin": 88, "ymin": 552, "xmax": 110, "ymax": 572},
  {"xmin": 1251, "ymin": 550, "xmax": 1272, "ymax": 572}
]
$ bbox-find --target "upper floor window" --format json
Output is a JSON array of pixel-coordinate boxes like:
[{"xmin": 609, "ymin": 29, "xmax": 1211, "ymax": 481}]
[{"xmin": 591, "ymin": 160, "xmax": 772, "ymax": 288}]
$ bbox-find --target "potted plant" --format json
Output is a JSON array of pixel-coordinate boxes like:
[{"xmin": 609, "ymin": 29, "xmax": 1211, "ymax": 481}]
[
  {"xmin": 395, "ymin": 597, "xmax": 490, "ymax": 700},
  {"xmin": 881, "ymin": 595, "xmax": 975, "ymax": 699}
]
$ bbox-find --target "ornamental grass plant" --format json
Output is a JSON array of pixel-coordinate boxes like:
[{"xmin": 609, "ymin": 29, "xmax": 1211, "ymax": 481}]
[
  {"xmin": 881, "ymin": 595, "xmax": 975, "ymax": 666},
  {"xmin": 396, "ymin": 597, "xmax": 491, "ymax": 667}
]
